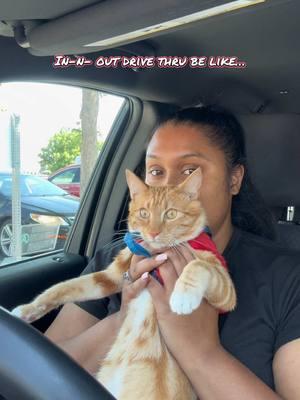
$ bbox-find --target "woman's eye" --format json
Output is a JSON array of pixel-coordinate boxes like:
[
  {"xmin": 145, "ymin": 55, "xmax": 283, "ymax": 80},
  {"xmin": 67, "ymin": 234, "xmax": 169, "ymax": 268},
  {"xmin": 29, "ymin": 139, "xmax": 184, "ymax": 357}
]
[
  {"xmin": 149, "ymin": 169, "xmax": 162, "ymax": 176},
  {"xmin": 165, "ymin": 209, "xmax": 177, "ymax": 219},
  {"xmin": 183, "ymin": 168, "xmax": 196, "ymax": 175},
  {"xmin": 140, "ymin": 208, "xmax": 149, "ymax": 218}
]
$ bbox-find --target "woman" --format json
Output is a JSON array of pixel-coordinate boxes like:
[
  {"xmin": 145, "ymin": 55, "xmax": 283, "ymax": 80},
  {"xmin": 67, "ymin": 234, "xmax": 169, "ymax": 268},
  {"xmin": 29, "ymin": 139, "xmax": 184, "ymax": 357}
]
[{"xmin": 46, "ymin": 106, "xmax": 300, "ymax": 399}]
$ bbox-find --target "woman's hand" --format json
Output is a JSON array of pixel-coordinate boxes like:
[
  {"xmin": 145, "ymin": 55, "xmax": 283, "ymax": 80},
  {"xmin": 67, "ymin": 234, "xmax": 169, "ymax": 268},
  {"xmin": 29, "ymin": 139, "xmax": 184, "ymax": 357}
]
[
  {"xmin": 116, "ymin": 251, "xmax": 168, "ymax": 327},
  {"xmin": 117, "ymin": 243, "xmax": 221, "ymax": 368},
  {"xmin": 146, "ymin": 244, "xmax": 221, "ymax": 364}
]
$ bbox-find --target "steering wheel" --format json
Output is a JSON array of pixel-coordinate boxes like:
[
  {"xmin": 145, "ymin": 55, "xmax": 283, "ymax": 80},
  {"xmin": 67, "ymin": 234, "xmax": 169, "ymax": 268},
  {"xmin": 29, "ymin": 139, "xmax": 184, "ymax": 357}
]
[{"xmin": 0, "ymin": 307, "xmax": 116, "ymax": 400}]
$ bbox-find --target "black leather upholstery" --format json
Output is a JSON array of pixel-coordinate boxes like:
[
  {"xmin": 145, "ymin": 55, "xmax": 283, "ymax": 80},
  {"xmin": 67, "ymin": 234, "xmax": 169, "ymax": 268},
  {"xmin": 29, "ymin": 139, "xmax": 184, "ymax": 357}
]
[
  {"xmin": 239, "ymin": 114, "xmax": 300, "ymax": 250},
  {"xmin": 240, "ymin": 114, "xmax": 300, "ymax": 207},
  {"xmin": 277, "ymin": 222, "xmax": 300, "ymax": 250}
]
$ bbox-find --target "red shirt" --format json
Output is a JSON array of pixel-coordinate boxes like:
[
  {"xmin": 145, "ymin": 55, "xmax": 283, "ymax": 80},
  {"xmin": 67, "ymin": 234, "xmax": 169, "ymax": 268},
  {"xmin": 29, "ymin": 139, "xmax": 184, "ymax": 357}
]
[{"xmin": 188, "ymin": 231, "xmax": 228, "ymax": 270}]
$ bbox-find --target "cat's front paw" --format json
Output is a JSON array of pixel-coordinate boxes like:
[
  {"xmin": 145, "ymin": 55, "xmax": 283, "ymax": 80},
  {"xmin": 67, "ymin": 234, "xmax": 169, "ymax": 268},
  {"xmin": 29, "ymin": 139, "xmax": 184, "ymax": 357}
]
[
  {"xmin": 170, "ymin": 287, "xmax": 204, "ymax": 315},
  {"xmin": 11, "ymin": 303, "xmax": 47, "ymax": 323}
]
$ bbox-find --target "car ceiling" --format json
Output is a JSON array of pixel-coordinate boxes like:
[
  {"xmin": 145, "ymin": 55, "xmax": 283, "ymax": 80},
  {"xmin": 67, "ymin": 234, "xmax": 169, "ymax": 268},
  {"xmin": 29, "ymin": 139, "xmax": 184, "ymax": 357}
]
[
  {"xmin": 0, "ymin": 0, "xmax": 102, "ymax": 20},
  {"xmin": 0, "ymin": 0, "xmax": 299, "ymax": 113}
]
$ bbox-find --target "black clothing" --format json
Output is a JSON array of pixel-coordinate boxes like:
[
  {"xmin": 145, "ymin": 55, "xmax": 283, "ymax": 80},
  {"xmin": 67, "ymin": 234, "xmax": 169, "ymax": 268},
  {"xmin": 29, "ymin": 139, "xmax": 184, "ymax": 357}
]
[{"xmin": 76, "ymin": 228, "xmax": 300, "ymax": 390}]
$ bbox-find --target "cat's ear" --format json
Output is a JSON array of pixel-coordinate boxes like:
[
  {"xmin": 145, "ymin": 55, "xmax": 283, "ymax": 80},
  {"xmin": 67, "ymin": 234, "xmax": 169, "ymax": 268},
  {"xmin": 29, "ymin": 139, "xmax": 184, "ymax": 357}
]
[
  {"xmin": 125, "ymin": 169, "xmax": 148, "ymax": 199},
  {"xmin": 178, "ymin": 167, "xmax": 202, "ymax": 199}
]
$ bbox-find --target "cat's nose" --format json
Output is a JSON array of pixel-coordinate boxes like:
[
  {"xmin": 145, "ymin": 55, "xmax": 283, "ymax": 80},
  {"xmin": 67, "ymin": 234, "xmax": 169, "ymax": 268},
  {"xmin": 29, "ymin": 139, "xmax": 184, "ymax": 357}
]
[{"xmin": 149, "ymin": 232, "xmax": 160, "ymax": 239}]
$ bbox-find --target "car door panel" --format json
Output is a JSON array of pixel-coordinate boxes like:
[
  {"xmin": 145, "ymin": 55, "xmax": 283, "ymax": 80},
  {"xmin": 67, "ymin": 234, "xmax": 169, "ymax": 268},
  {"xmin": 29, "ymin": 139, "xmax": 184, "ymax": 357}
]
[{"xmin": 0, "ymin": 251, "xmax": 86, "ymax": 331}]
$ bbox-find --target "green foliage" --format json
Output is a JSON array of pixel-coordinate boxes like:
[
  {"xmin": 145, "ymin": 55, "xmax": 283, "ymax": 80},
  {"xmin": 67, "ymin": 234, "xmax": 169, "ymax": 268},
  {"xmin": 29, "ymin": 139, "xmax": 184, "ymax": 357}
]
[
  {"xmin": 97, "ymin": 141, "xmax": 104, "ymax": 151},
  {"xmin": 39, "ymin": 128, "xmax": 105, "ymax": 174},
  {"xmin": 39, "ymin": 129, "xmax": 82, "ymax": 173}
]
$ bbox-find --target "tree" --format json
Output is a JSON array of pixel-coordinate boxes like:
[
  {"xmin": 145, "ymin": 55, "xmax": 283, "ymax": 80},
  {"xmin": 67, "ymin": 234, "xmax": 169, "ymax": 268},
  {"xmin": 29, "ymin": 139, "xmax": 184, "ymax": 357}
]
[
  {"xmin": 80, "ymin": 89, "xmax": 99, "ymax": 195},
  {"xmin": 39, "ymin": 128, "xmax": 81, "ymax": 173}
]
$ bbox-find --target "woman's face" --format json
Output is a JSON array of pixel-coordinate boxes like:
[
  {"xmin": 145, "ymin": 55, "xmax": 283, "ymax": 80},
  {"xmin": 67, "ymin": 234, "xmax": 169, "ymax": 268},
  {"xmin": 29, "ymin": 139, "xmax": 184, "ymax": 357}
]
[{"xmin": 145, "ymin": 122, "xmax": 244, "ymax": 236}]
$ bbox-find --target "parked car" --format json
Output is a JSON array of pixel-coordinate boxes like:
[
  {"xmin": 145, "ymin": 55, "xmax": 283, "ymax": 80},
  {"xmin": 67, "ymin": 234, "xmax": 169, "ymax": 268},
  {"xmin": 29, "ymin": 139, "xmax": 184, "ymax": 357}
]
[
  {"xmin": 48, "ymin": 165, "xmax": 80, "ymax": 197},
  {"xmin": 0, "ymin": 173, "xmax": 79, "ymax": 257}
]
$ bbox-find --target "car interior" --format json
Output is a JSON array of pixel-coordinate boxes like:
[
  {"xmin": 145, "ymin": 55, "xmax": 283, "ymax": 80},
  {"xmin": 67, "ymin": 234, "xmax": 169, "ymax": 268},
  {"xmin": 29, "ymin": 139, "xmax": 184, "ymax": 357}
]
[{"xmin": 0, "ymin": 0, "xmax": 299, "ymax": 398}]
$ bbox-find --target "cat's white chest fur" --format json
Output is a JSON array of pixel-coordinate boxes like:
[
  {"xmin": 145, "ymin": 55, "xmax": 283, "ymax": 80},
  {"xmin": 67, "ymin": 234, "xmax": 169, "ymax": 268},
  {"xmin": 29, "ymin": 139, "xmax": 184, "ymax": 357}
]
[
  {"xmin": 104, "ymin": 360, "xmax": 127, "ymax": 399},
  {"xmin": 130, "ymin": 288, "xmax": 153, "ymax": 330},
  {"xmin": 98, "ymin": 289, "xmax": 158, "ymax": 396}
]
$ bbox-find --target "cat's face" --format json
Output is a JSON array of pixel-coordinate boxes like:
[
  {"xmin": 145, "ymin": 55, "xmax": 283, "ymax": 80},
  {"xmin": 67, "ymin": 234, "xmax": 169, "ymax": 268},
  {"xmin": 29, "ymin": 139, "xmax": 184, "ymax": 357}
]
[{"xmin": 126, "ymin": 168, "xmax": 206, "ymax": 249}]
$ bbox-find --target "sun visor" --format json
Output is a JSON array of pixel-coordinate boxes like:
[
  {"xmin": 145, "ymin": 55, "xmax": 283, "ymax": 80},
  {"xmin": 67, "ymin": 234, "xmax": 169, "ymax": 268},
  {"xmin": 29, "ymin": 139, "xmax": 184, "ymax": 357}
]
[{"xmin": 25, "ymin": 0, "xmax": 266, "ymax": 56}]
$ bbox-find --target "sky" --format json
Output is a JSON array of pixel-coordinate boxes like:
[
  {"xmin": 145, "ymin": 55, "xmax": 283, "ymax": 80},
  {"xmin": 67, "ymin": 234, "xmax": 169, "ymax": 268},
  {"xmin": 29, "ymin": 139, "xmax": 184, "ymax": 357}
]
[{"xmin": 0, "ymin": 82, "xmax": 124, "ymax": 173}]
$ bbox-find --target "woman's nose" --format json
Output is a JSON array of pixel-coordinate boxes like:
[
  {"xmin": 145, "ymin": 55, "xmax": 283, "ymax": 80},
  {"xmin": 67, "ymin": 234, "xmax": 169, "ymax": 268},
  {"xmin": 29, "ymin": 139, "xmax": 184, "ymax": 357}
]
[{"xmin": 165, "ymin": 172, "xmax": 181, "ymax": 186}]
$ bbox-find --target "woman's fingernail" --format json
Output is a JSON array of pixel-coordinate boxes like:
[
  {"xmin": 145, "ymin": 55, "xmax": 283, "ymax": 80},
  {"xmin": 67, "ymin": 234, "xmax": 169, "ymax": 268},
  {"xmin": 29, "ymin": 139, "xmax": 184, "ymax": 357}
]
[
  {"xmin": 155, "ymin": 253, "xmax": 168, "ymax": 262},
  {"xmin": 141, "ymin": 272, "xmax": 149, "ymax": 280}
]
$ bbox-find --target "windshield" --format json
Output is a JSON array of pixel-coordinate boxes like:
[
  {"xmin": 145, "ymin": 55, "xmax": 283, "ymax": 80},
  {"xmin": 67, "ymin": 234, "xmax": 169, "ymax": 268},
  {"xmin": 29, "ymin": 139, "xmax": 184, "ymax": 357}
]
[{"xmin": 0, "ymin": 174, "xmax": 68, "ymax": 196}]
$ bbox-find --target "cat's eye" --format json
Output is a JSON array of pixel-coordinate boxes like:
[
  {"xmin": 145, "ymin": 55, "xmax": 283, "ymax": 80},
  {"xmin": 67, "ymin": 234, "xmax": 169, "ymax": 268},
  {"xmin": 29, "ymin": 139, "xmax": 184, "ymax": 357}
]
[
  {"xmin": 140, "ymin": 208, "xmax": 150, "ymax": 218},
  {"xmin": 165, "ymin": 209, "xmax": 177, "ymax": 219}
]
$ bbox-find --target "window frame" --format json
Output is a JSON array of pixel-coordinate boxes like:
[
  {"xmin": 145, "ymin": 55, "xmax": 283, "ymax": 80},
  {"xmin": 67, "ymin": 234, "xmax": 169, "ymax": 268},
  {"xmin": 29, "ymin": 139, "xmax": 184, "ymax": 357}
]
[{"xmin": 0, "ymin": 82, "xmax": 129, "ymax": 267}]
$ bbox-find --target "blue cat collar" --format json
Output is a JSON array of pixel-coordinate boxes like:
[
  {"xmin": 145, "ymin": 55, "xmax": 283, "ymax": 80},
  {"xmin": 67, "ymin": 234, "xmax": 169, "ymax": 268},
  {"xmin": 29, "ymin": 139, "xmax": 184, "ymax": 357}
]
[
  {"xmin": 124, "ymin": 232, "xmax": 152, "ymax": 258},
  {"xmin": 123, "ymin": 232, "xmax": 163, "ymax": 285},
  {"xmin": 203, "ymin": 225, "xmax": 212, "ymax": 237}
]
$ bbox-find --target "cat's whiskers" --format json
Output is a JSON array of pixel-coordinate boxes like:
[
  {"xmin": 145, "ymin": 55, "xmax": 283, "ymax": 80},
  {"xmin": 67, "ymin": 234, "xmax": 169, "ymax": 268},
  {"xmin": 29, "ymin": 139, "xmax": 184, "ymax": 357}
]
[
  {"xmin": 116, "ymin": 217, "xmax": 129, "ymax": 224},
  {"xmin": 130, "ymin": 233, "xmax": 143, "ymax": 241},
  {"xmin": 99, "ymin": 235, "xmax": 124, "ymax": 244},
  {"xmin": 100, "ymin": 242, "xmax": 125, "ymax": 254},
  {"xmin": 166, "ymin": 238, "xmax": 197, "ymax": 262},
  {"xmin": 100, "ymin": 237, "xmax": 127, "ymax": 252},
  {"xmin": 170, "ymin": 244, "xmax": 184, "ymax": 260},
  {"xmin": 166, "ymin": 238, "xmax": 184, "ymax": 258},
  {"xmin": 180, "ymin": 241, "xmax": 197, "ymax": 259},
  {"xmin": 99, "ymin": 229, "xmax": 130, "ymax": 243}
]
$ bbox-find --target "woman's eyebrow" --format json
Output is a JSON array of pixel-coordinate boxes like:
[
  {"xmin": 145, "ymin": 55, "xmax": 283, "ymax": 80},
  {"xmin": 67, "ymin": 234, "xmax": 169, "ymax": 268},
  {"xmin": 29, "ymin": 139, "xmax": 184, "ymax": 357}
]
[
  {"xmin": 180, "ymin": 152, "xmax": 210, "ymax": 160},
  {"xmin": 146, "ymin": 152, "xmax": 210, "ymax": 161}
]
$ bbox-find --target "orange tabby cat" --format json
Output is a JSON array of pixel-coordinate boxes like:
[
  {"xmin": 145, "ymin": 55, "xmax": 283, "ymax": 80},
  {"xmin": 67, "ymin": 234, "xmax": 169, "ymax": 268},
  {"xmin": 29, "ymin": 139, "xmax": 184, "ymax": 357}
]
[{"xmin": 12, "ymin": 168, "xmax": 236, "ymax": 400}]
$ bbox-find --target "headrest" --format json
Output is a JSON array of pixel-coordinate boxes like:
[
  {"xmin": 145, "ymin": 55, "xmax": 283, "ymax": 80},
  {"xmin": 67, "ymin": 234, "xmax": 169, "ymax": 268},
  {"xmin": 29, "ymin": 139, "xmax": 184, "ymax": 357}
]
[{"xmin": 238, "ymin": 114, "xmax": 300, "ymax": 207}]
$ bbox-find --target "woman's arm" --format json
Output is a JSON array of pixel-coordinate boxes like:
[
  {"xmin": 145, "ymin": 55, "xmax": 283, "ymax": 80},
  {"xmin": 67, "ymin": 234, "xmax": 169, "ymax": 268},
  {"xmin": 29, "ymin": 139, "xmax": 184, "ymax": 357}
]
[
  {"xmin": 154, "ymin": 297, "xmax": 281, "ymax": 400},
  {"xmin": 45, "ymin": 303, "xmax": 120, "ymax": 375},
  {"xmin": 55, "ymin": 312, "xmax": 120, "ymax": 375},
  {"xmin": 181, "ymin": 345, "xmax": 281, "ymax": 400},
  {"xmin": 145, "ymin": 246, "xmax": 283, "ymax": 400},
  {"xmin": 273, "ymin": 338, "xmax": 300, "ymax": 400},
  {"xmin": 174, "ymin": 326, "xmax": 281, "ymax": 399},
  {"xmin": 45, "ymin": 303, "xmax": 100, "ymax": 342}
]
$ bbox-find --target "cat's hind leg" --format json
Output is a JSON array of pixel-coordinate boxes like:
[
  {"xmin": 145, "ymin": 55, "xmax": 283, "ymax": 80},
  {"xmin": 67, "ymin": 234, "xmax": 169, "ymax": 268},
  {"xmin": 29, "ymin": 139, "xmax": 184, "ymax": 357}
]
[{"xmin": 12, "ymin": 247, "xmax": 132, "ymax": 322}]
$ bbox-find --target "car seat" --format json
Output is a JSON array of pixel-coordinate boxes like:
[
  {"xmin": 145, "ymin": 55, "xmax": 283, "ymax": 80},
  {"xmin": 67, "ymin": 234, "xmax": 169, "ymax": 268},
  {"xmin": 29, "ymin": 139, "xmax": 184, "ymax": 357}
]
[{"xmin": 240, "ymin": 114, "xmax": 300, "ymax": 250}]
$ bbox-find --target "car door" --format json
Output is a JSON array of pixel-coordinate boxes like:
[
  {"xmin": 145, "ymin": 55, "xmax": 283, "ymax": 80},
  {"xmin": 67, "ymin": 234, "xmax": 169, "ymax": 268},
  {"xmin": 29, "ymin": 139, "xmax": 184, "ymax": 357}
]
[
  {"xmin": 0, "ymin": 84, "xmax": 143, "ymax": 332},
  {"xmin": 49, "ymin": 167, "xmax": 79, "ymax": 196},
  {"xmin": 73, "ymin": 166, "xmax": 81, "ymax": 197}
]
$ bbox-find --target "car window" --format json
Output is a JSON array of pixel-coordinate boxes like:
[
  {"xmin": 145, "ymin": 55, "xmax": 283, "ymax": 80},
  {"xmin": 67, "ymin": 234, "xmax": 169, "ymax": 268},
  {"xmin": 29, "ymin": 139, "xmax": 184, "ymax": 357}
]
[
  {"xmin": 0, "ymin": 82, "xmax": 125, "ymax": 266},
  {"xmin": 74, "ymin": 167, "xmax": 80, "ymax": 182},
  {"xmin": 0, "ymin": 175, "xmax": 67, "ymax": 196},
  {"xmin": 50, "ymin": 169, "xmax": 78, "ymax": 185}
]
